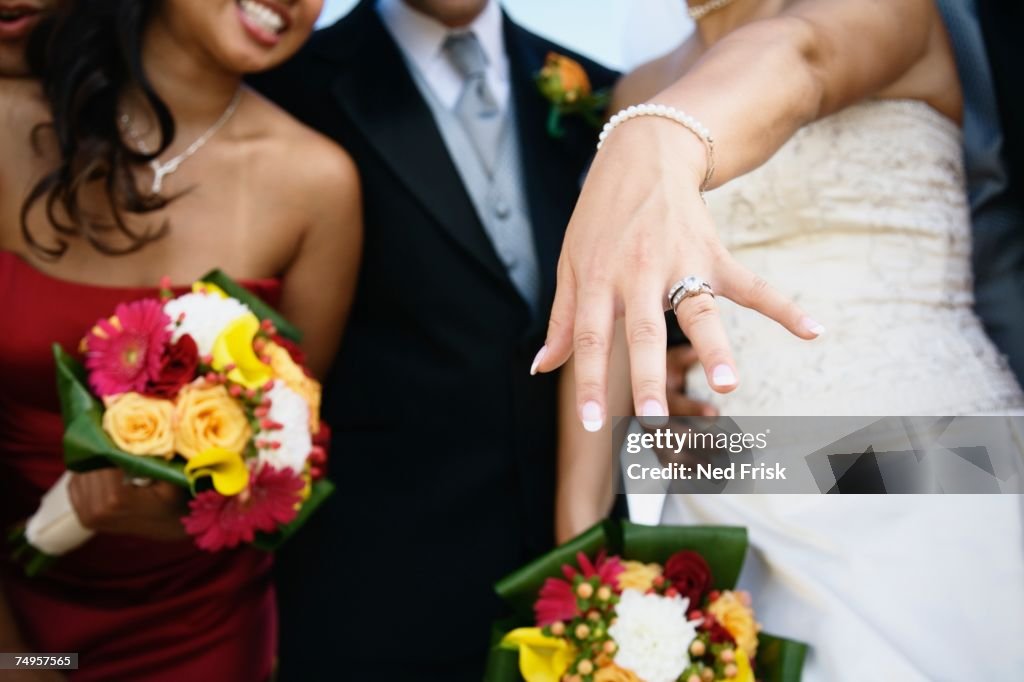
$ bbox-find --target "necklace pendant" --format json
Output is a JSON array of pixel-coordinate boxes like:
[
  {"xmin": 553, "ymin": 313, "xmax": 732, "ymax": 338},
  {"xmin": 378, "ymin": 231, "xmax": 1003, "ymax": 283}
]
[{"xmin": 150, "ymin": 160, "xmax": 169, "ymax": 194}]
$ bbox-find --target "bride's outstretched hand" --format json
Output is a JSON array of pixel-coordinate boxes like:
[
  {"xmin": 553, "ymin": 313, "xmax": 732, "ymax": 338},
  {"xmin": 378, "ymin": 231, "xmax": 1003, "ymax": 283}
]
[{"xmin": 531, "ymin": 120, "xmax": 823, "ymax": 431}]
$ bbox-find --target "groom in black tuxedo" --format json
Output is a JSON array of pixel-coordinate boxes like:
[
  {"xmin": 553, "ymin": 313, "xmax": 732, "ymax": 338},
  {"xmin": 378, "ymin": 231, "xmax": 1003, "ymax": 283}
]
[
  {"xmin": 253, "ymin": 1, "xmax": 617, "ymax": 679},
  {"xmin": 937, "ymin": 0, "xmax": 1024, "ymax": 382}
]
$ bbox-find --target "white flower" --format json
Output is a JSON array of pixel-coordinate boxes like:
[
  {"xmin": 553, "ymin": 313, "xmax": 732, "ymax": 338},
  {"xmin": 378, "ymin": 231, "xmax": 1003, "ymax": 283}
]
[
  {"xmin": 257, "ymin": 381, "xmax": 312, "ymax": 474},
  {"xmin": 163, "ymin": 292, "xmax": 250, "ymax": 356},
  {"xmin": 608, "ymin": 589, "xmax": 699, "ymax": 682}
]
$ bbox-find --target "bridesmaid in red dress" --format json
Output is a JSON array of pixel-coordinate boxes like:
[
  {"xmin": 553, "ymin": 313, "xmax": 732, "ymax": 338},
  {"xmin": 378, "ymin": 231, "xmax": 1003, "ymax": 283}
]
[{"xmin": 0, "ymin": 0, "xmax": 361, "ymax": 680}]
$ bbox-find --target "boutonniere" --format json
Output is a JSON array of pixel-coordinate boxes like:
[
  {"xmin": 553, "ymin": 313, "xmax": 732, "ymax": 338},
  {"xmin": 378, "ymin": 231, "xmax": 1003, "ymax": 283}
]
[{"xmin": 536, "ymin": 52, "xmax": 610, "ymax": 138}]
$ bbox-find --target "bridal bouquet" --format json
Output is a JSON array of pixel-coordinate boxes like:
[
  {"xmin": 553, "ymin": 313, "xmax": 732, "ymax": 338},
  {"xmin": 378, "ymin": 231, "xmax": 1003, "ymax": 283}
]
[
  {"xmin": 487, "ymin": 522, "xmax": 806, "ymax": 682},
  {"xmin": 9, "ymin": 271, "xmax": 333, "ymax": 575}
]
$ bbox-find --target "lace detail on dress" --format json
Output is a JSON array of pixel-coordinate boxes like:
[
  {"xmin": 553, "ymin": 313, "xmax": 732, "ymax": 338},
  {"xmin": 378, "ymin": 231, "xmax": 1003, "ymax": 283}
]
[{"xmin": 687, "ymin": 100, "xmax": 1024, "ymax": 415}]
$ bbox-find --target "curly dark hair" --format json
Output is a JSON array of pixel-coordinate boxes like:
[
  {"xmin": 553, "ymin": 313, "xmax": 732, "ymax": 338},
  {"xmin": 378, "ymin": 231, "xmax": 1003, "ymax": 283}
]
[{"xmin": 22, "ymin": 0, "xmax": 177, "ymax": 259}]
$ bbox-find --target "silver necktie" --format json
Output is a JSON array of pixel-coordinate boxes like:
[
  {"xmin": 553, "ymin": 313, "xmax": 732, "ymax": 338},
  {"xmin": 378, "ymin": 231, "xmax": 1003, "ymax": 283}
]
[{"xmin": 443, "ymin": 32, "xmax": 503, "ymax": 175}]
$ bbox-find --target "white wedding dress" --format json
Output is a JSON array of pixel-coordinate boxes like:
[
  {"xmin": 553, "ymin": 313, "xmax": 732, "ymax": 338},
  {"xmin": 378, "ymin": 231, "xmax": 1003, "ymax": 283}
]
[{"xmin": 659, "ymin": 100, "xmax": 1024, "ymax": 680}]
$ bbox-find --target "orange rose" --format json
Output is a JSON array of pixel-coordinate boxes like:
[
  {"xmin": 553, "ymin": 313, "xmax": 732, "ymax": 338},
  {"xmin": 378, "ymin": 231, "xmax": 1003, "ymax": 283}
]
[
  {"xmin": 102, "ymin": 393, "xmax": 175, "ymax": 458},
  {"xmin": 707, "ymin": 591, "xmax": 760, "ymax": 658},
  {"xmin": 539, "ymin": 52, "xmax": 592, "ymax": 104},
  {"xmin": 173, "ymin": 382, "xmax": 251, "ymax": 459},
  {"xmin": 594, "ymin": 664, "xmax": 641, "ymax": 682},
  {"xmin": 617, "ymin": 560, "xmax": 663, "ymax": 592}
]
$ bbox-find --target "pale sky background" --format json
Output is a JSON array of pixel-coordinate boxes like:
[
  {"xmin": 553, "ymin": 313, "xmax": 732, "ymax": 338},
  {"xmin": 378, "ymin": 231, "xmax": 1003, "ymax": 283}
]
[{"xmin": 316, "ymin": 0, "xmax": 695, "ymax": 71}]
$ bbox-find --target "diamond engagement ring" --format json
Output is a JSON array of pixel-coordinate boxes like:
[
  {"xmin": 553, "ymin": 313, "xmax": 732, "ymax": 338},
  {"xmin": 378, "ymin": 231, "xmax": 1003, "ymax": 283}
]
[{"xmin": 668, "ymin": 276, "xmax": 715, "ymax": 311}]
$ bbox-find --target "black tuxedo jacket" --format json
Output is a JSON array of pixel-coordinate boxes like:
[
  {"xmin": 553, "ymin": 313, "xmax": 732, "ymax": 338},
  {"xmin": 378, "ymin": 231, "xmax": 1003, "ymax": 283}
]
[{"xmin": 252, "ymin": 2, "xmax": 617, "ymax": 677}]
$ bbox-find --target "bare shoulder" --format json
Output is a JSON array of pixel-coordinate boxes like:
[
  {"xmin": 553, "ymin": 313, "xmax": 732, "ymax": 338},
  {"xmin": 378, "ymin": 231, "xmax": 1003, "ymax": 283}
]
[
  {"xmin": 242, "ymin": 88, "xmax": 360, "ymax": 210},
  {"xmin": 612, "ymin": 39, "xmax": 701, "ymax": 110}
]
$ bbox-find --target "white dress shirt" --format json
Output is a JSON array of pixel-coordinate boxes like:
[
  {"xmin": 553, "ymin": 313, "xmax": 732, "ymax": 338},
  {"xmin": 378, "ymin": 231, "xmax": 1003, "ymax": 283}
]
[{"xmin": 377, "ymin": 0, "xmax": 511, "ymax": 112}]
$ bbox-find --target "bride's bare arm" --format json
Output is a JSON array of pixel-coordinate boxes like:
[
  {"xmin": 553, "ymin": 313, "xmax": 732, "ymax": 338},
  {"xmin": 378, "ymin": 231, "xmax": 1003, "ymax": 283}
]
[{"xmin": 533, "ymin": 0, "xmax": 949, "ymax": 431}]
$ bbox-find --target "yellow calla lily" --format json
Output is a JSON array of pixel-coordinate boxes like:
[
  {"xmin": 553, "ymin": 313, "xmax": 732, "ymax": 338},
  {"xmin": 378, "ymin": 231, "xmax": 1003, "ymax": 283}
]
[
  {"xmin": 723, "ymin": 648, "xmax": 755, "ymax": 682},
  {"xmin": 191, "ymin": 281, "xmax": 229, "ymax": 298},
  {"xmin": 500, "ymin": 628, "xmax": 575, "ymax": 682},
  {"xmin": 184, "ymin": 447, "xmax": 250, "ymax": 496},
  {"xmin": 211, "ymin": 312, "xmax": 273, "ymax": 389}
]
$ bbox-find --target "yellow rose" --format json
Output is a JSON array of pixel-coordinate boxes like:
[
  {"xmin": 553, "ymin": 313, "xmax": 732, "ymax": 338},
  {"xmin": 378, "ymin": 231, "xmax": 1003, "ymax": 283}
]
[
  {"xmin": 174, "ymin": 382, "xmax": 252, "ymax": 459},
  {"xmin": 594, "ymin": 665, "xmax": 641, "ymax": 682},
  {"xmin": 102, "ymin": 393, "xmax": 175, "ymax": 458},
  {"xmin": 707, "ymin": 591, "xmax": 760, "ymax": 658},
  {"xmin": 211, "ymin": 312, "xmax": 273, "ymax": 389},
  {"xmin": 617, "ymin": 560, "xmax": 662, "ymax": 592},
  {"xmin": 265, "ymin": 342, "xmax": 321, "ymax": 433}
]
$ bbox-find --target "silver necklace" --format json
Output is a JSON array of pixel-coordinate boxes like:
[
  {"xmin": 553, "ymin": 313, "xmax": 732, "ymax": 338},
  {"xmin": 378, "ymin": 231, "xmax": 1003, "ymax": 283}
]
[
  {"xmin": 688, "ymin": 0, "xmax": 738, "ymax": 21},
  {"xmin": 119, "ymin": 89, "xmax": 243, "ymax": 194}
]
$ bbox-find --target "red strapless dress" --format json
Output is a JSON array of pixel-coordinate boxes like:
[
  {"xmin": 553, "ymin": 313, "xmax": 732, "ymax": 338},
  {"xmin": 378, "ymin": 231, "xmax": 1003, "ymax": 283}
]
[{"xmin": 0, "ymin": 251, "xmax": 277, "ymax": 682}]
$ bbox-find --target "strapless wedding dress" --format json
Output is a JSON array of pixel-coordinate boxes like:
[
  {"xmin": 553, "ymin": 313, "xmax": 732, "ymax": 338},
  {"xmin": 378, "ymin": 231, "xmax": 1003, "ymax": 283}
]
[{"xmin": 660, "ymin": 100, "xmax": 1024, "ymax": 680}]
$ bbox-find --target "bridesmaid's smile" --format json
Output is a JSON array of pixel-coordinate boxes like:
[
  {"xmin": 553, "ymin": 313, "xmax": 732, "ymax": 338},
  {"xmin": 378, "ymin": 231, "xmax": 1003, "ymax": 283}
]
[{"xmin": 236, "ymin": 0, "xmax": 292, "ymax": 47}]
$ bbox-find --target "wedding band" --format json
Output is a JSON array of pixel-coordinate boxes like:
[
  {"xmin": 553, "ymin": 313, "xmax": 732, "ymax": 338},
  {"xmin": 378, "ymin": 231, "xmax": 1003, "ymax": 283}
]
[{"xmin": 668, "ymin": 276, "xmax": 714, "ymax": 311}]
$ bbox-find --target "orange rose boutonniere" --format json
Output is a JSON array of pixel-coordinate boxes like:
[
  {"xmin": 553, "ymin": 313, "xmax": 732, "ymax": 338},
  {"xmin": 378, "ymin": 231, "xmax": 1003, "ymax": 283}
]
[{"xmin": 536, "ymin": 52, "xmax": 610, "ymax": 138}]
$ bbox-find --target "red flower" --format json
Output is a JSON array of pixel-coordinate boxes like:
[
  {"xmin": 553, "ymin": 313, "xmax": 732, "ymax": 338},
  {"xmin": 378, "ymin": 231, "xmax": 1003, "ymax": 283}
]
[
  {"xmin": 182, "ymin": 465, "xmax": 305, "ymax": 552},
  {"xmin": 534, "ymin": 551, "xmax": 624, "ymax": 626},
  {"xmin": 700, "ymin": 613, "xmax": 736, "ymax": 645},
  {"xmin": 564, "ymin": 550, "xmax": 624, "ymax": 585},
  {"xmin": 536, "ymin": 577, "xmax": 578, "ymax": 626},
  {"xmin": 84, "ymin": 299, "xmax": 171, "ymax": 397},
  {"xmin": 145, "ymin": 334, "xmax": 199, "ymax": 399},
  {"xmin": 664, "ymin": 550, "xmax": 713, "ymax": 608}
]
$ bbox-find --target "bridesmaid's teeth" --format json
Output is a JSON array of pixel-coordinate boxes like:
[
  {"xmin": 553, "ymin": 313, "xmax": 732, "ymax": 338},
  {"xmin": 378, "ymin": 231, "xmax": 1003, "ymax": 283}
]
[{"xmin": 240, "ymin": 0, "xmax": 285, "ymax": 35}]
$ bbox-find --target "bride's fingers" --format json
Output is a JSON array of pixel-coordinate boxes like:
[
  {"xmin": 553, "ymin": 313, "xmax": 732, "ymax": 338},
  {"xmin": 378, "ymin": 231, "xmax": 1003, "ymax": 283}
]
[
  {"xmin": 572, "ymin": 287, "xmax": 615, "ymax": 432},
  {"xmin": 673, "ymin": 293, "xmax": 739, "ymax": 394},
  {"xmin": 533, "ymin": 261, "xmax": 577, "ymax": 375},
  {"xmin": 625, "ymin": 281, "xmax": 669, "ymax": 418},
  {"xmin": 716, "ymin": 257, "xmax": 825, "ymax": 340}
]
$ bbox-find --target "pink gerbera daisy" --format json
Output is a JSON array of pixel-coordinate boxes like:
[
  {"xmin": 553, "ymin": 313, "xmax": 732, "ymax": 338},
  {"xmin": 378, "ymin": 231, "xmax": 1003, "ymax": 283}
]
[
  {"xmin": 84, "ymin": 299, "xmax": 171, "ymax": 397},
  {"xmin": 534, "ymin": 551, "xmax": 625, "ymax": 626},
  {"xmin": 182, "ymin": 465, "xmax": 305, "ymax": 552},
  {"xmin": 536, "ymin": 576, "xmax": 579, "ymax": 626}
]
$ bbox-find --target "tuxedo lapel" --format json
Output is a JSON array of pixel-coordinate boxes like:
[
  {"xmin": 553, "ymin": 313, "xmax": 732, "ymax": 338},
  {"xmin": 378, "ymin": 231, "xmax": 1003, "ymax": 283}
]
[
  {"xmin": 504, "ymin": 19, "xmax": 580, "ymax": 313},
  {"xmin": 323, "ymin": 2, "xmax": 513, "ymax": 289}
]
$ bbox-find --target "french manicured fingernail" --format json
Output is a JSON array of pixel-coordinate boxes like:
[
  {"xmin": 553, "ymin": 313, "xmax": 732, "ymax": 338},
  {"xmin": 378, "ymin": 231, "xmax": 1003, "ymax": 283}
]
[
  {"xmin": 641, "ymin": 400, "xmax": 666, "ymax": 418},
  {"xmin": 640, "ymin": 399, "xmax": 668, "ymax": 427},
  {"xmin": 802, "ymin": 316, "xmax": 826, "ymax": 336},
  {"xmin": 711, "ymin": 364, "xmax": 737, "ymax": 388},
  {"xmin": 702, "ymin": 406, "xmax": 719, "ymax": 417},
  {"xmin": 581, "ymin": 401, "xmax": 604, "ymax": 432},
  {"xmin": 529, "ymin": 346, "xmax": 547, "ymax": 376}
]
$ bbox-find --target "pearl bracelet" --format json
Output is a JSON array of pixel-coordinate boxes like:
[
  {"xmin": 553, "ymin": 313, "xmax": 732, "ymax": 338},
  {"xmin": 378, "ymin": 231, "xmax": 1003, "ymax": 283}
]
[{"xmin": 598, "ymin": 103, "xmax": 716, "ymax": 195}]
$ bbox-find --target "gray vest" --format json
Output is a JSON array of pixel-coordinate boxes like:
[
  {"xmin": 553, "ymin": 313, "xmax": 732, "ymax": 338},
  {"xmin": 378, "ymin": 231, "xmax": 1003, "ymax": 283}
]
[{"xmin": 406, "ymin": 60, "xmax": 541, "ymax": 313}]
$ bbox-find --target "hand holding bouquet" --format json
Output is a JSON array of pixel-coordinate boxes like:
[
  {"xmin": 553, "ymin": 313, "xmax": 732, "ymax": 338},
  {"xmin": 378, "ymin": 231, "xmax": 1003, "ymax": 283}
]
[{"xmin": 10, "ymin": 272, "xmax": 333, "ymax": 575}]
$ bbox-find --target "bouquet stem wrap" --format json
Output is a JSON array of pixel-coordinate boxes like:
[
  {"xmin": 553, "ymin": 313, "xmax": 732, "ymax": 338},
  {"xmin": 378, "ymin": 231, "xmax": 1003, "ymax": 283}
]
[
  {"xmin": 486, "ymin": 520, "xmax": 808, "ymax": 682},
  {"xmin": 24, "ymin": 472, "xmax": 95, "ymax": 556}
]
